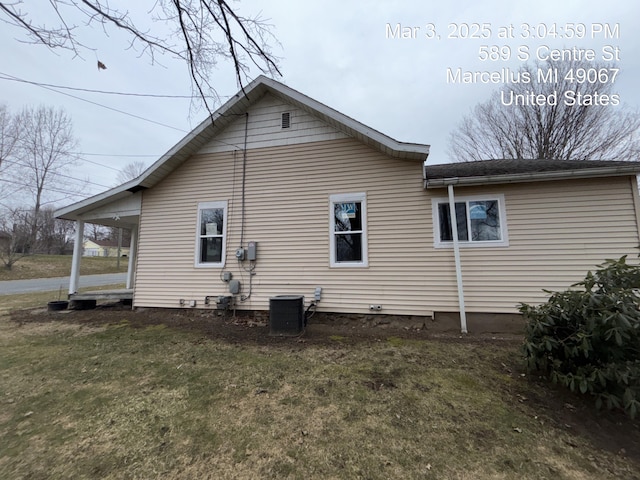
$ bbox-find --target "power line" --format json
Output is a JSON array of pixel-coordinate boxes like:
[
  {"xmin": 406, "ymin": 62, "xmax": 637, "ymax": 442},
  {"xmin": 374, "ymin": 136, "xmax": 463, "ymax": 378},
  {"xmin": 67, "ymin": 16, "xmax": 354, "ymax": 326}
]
[
  {"xmin": 1, "ymin": 158, "xmax": 113, "ymax": 190},
  {"xmin": 0, "ymin": 72, "xmax": 211, "ymax": 99},
  {"xmin": 79, "ymin": 157, "xmax": 126, "ymax": 172},
  {"xmin": 0, "ymin": 72, "xmax": 253, "ymax": 174},
  {"xmin": 0, "ymin": 70, "xmax": 255, "ymax": 153},
  {"xmin": 0, "ymin": 72, "xmax": 189, "ymax": 133},
  {"xmin": 0, "ymin": 177, "xmax": 88, "ymax": 199},
  {"xmin": 75, "ymin": 153, "xmax": 157, "ymax": 173},
  {"xmin": 0, "ymin": 71, "xmax": 249, "ymax": 149},
  {"xmin": 77, "ymin": 152, "xmax": 159, "ymax": 157}
]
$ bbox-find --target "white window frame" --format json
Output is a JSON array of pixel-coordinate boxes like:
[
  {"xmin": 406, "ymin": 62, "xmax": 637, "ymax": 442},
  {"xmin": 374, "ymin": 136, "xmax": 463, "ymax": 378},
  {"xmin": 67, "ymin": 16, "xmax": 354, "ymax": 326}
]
[
  {"xmin": 329, "ymin": 192, "xmax": 368, "ymax": 268},
  {"xmin": 432, "ymin": 194, "xmax": 508, "ymax": 248},
  {"xmin": 195, "ymin": 201, "xmax": 228, "ymax": 268}
]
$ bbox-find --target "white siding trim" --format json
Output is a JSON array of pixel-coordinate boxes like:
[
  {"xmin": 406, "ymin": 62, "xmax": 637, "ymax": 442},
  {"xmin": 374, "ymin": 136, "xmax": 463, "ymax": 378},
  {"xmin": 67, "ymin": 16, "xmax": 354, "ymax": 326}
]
[
  {"xmin": 194, "ymin": 201, "xmax": 228, "ymax": 268},
  {"xmin": 329, "ymin": 192, "xmax": 369, "ymax": 268}
]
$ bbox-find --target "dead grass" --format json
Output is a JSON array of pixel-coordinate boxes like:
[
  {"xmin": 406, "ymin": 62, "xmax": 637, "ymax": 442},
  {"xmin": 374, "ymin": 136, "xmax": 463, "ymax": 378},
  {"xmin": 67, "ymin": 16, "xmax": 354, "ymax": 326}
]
[
  {"xmin": 0, "ymin": 312, "xmax": 639, "ymax": 479},
  {"xmin": 0, "ymin": 255, "xmax": 127, "ymax": 281}
]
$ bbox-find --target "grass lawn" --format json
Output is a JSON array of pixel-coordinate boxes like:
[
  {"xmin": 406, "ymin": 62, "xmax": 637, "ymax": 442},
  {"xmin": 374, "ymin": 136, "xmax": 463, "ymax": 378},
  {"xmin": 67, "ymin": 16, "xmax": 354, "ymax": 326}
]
[
  {"xmin": 0, "ymin": 255, "xmax": 127, "ymax": 281},
  {"xmin": 1, "ymin": 306, "xmax": 638, "ymax": 479}
]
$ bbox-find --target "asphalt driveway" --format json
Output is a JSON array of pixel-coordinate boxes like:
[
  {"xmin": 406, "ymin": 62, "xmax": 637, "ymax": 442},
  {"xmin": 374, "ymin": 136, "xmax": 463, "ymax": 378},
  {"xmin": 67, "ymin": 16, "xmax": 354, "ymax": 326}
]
[{"xmin": 0, "ymin": 273, "xmax": 127, "ymax": 295}]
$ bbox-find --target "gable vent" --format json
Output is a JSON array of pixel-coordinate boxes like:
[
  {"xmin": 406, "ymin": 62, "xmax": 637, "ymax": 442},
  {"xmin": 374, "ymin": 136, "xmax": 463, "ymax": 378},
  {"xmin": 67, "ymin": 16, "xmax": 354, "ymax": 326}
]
[{"xmin": 281, "ymin": 112, "xmax": 291, "ymax": 129}]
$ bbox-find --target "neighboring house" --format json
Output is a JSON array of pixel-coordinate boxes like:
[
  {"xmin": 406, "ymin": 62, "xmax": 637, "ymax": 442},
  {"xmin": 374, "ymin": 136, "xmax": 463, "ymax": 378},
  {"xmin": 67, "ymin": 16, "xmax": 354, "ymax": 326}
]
[
  {"xmin": 83, "ymin": 239, "xmax": 130, "ymax": 257},
  {"xmin": 55, "ymin": 76, "xmax": 640, "ymax": 332}
]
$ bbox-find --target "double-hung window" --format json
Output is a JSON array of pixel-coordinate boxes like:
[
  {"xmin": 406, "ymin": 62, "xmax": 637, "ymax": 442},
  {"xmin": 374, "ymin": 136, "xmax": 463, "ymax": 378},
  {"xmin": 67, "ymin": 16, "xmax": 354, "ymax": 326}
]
[
  {"xmin": 330, "ymin": 193, "xmax": 368, "ymax": 267},
  {"xmin": 432, "ymin": 194, "xmax": 508, "ymax": 248},
  {"xmin": 195, "ymin": 201, "xmax": 227, "ymax": 267}
]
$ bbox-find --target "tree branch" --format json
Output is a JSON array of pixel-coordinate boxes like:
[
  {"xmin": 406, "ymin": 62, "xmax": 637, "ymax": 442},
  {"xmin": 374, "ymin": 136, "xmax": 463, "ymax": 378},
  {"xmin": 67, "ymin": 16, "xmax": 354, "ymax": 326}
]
[{"xmin": 0, "ymin": 1, "xmax": 282, "ymax": 110}]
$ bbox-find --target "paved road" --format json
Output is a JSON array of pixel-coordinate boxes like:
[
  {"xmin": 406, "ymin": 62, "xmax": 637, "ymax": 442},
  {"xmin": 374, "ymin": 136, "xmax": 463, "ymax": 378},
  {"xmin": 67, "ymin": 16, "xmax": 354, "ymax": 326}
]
[{"xmin": 0, "ymin": 273, "xmax": 127, "ymax": 295}]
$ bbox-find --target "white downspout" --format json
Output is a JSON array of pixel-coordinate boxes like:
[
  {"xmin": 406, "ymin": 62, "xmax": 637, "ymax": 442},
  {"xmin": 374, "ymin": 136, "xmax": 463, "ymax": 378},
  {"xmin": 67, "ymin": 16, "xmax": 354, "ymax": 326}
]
[
  {"xmin": 448, "ymin": 184, "xmax": 467, "ymax": 334},
  {"xmin": 126, "ymin": 225, "xmax": 138, "ymax": 290},
  {"xmin": 69, "ymin": 220, "xmax": 84, "ymax": 295}
]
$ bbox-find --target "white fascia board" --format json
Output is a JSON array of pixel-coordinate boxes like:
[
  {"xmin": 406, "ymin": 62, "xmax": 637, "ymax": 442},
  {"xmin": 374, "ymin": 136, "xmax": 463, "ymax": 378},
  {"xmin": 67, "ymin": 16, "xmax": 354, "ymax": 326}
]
[
  {"xmin": 259, "ymin": 76, "xmax": 430, "ymax": 160},
  {"xmin": 55, "ymin": 181, "xmax": 139, "ymax": 220}
]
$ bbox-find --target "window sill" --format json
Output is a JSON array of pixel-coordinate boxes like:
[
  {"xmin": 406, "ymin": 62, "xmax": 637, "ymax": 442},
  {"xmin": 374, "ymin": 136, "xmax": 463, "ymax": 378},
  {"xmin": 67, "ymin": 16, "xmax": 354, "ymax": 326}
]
[
  {"xmin": 330, "ymin": 262, "xmax": 369, "ymax": 268},
  {"xmin": 434, "ymin": 241, "xmax": 508, "ymax": 249},
  {"xmin": 194, "ymin": 262, "xmax": 225, "ymax": 268}
]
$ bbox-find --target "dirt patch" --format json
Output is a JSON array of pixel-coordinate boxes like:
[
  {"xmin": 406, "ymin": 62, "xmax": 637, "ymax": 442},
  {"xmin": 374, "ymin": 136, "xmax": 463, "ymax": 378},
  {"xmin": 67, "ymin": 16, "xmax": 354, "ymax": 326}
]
[
  {"xmin": 7, "ymin": 303, "xmax": 522, "ymax": 347},
  {"xmin": 512, "ymin": 373, "xmax": 640, "ymax": 464}
]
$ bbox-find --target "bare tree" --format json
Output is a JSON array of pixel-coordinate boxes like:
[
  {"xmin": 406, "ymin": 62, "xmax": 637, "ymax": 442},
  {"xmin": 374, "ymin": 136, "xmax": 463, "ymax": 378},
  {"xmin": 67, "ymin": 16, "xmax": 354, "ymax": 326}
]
[
  {"xmin": 0, "ymin": 206, "xmax": 75, "ymax": 268},
  {"xmin": 448, "ymin": 60, "xmax": 640, "ymax": 162},
  {"xmin": 0, "ymin": 104, "xmax": 21, "ymax": 201},
  {"xmin": 0, "ymin": 1, "xmax": 281, "ymax": 112},
  {"xmin": 0, "ymin": 206, "xmax": 30, "ymax": 269},
  {"xmin": 14, "ymin": 105, "xmax": 80, "ymax": 251},
  {"xmin": 37, "ymin": 207, "xmax": 75, "ymax": 255},
  {"xmin": 0, "ymin": 104, "xmax": 18, "ymax": 170},
  {"xmin": 115, "ymin": 160, "xmax": 147, "ymax": 185},
  {"xmin": 87, "ymin": 223, "xmax": 108, "ymax": 243}
]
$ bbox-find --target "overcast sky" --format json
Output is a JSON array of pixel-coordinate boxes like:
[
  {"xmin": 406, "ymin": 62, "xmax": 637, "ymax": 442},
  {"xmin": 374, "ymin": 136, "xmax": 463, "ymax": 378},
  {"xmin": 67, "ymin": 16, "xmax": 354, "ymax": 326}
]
[{"xmin": 1, "ymin": 0, "xmax": 638, "ymax": 206}]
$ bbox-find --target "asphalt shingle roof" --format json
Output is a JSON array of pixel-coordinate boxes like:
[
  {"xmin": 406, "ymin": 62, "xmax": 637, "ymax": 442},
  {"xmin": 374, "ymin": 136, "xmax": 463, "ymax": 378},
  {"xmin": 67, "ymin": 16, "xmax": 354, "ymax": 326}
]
[{"xmin": 425, "ymin": 159, "xmax": 640, "ymax": 180}]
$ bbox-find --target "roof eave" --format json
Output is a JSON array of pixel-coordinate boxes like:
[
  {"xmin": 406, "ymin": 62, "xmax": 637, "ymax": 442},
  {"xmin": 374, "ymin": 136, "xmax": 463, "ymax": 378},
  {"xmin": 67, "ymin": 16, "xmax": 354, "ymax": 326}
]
[
  {"xmin": 55, "ymin": 180, "xmax": 140, "ymax": 220},
  {"xmin": 259, "ymin": 76, "xmax": 430, "ymax": 161},
  {"xmin": 424, "ymin": 165, "xmax": 640, "ymax": 189},
  {"xmin": 120, "ymin": 76, "xmax": 429, "ymax": 193},
  {"xmin": 58, "ymin": 75, "xmax": 430, "ymax": 221}
]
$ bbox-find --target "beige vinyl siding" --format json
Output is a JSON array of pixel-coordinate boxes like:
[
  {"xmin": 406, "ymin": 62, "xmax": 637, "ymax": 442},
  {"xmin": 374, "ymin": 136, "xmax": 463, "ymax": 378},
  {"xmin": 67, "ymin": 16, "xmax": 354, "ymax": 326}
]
[
  {"xmin": 200, "ymin": 93, "xmax": 348, "ymax": 154},
  {"xmin": 135, "ymin": 145, "xmax": 640, "ymax": 315},
  {"xmin": 134, "ymin": 98, "xmax": 640, "ymax": 315},
  {"xmin": 435, "ymin": 176, "xmax": 640, "ymax": 313},
  {"xmin": 135, "ymin": 137, "xmax": 434, "ymax": 315}
]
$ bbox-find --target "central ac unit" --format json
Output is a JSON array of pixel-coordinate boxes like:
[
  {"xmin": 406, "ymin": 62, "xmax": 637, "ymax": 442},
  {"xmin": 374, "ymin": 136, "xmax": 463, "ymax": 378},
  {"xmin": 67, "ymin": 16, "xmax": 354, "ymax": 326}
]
[{"xmin": 269, "ymin": 295, "xmax": 304, "ymax": 335}]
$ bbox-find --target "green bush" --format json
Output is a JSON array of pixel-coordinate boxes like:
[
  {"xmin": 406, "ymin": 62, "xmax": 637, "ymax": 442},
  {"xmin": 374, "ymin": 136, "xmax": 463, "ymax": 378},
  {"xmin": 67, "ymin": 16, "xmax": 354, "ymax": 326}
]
[{"xmin": 520, "ymin": 256, "xmax": 640, "ymax": 418}]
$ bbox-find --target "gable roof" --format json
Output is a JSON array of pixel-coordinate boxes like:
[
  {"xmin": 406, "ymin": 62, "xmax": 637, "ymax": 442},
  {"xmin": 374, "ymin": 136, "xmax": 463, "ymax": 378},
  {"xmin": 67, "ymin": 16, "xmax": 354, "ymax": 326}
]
[
  {"xmin": 56, "ymin": 76, "xmax": 430, "ymax": 222},
  {"xmin": 424, "ymin": 158, "xmax": 640, "ymax": 188}
]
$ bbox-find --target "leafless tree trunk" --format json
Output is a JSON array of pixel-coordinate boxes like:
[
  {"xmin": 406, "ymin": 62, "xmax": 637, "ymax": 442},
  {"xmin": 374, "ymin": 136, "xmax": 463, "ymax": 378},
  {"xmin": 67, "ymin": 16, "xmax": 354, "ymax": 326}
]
[
  {"xmin": 37, "ymin": 207, "xmax": 75, "ymax": 254},
  {"xmin": 448, "ymin": 60, "xmax": 640, "ymax": 162},
  {"xmin": 0, "ymin": 207, "xmax": 30, "ymax": 269},
  {"xmin": 0, "ymin": 1, "xmax": 281, "ymax": 113},
  {"xmin": 0, "ymin": 104, "xmax": 21, "ymax": 201},
  {"xmin": 0, "ymin": 104, "xmax": 18, "ymax": 170},
  {"xmin": 14, "ymin": 106, "xmax": 79, "ymax": 252},
  {"xmin": 88, "ymin": 223, "xmax": 107, "ymax": 242}
]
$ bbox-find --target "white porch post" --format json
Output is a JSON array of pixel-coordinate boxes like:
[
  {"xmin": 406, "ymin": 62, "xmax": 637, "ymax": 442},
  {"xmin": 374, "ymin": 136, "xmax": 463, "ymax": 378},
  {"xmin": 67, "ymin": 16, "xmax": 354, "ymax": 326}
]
[
  {"xmin": 69, "ymin": 220, "xmax": 84, "ymax": 295},
  {"xmin": 448, "ymin": 184, "xmax": 467, "ymax": 334},
  {"xmin": 126, "ymin": 225, "xmax": 138, "ymax": 290}
]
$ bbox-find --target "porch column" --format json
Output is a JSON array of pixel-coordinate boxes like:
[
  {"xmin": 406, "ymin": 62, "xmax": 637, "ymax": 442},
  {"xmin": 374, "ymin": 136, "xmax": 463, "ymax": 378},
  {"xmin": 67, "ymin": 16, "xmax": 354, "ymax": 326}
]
[
  {"xmin": 126, "ymin": 225, "xmax": 138, "ymax": 290},
  {"xmin": 69, "ymin": 220, "xmax": 84, "ymax": 295},
  {"xmin": 448, "ymin": 184, "xmax": 467, "ymax": 334}
]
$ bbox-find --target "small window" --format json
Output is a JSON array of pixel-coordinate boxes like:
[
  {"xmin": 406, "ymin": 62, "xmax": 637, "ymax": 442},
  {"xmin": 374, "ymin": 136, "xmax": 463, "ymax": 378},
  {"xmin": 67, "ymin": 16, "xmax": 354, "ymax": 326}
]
[
  {"xmin": 432, "ymin": 194, "xmax": 508, "ymax": 248},
  {"xmin": 281, "ymin": 112, "xmax": 291, "ymax": 129},
  {"xmin": 195, "ymin": 201, "xmax": 227, "ymax": 267},
  {"xmin": 330, "ymin": 193, "xmax": 368, "ymax": 267}
]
